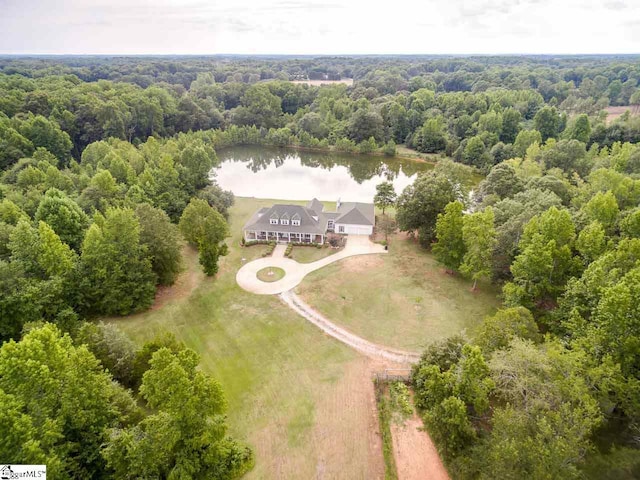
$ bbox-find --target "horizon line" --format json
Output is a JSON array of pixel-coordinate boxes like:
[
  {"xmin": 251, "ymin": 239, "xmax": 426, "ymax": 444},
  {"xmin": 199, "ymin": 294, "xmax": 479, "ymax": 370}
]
[{"xmin": 1, "ymin": 52, "xmax": 640, "ymax": 57}]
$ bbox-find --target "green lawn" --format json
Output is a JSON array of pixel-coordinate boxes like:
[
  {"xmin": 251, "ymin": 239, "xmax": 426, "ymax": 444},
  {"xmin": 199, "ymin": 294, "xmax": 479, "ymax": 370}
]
[
  {"xmin": 290, "ymin": 244, "xmax": 339, "ymax": 263},
  {"xmin": 257, "ymin": 266, "xmax": 285, "ymax": 282},
  {"xmin": 296, "ymin": 233, "xmax": 501, "ymax": 352},
  {"xmin": 109, "ymin": 196, "xmax": 498, "ymax": 477},
  {"xmin": 111, "ymin": 197, "xmax": 382, "ymax": 479}
]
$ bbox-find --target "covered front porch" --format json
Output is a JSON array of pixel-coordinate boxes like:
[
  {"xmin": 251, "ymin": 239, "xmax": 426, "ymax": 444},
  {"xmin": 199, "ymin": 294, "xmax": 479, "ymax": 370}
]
[{"xmin": 244, "ymin": 230, "xmax": 324, "ymax": 244}]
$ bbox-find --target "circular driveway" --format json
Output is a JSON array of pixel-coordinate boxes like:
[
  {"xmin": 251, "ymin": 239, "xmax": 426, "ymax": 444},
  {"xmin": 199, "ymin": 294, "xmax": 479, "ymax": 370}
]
[
  {"xmin": 236, "ymin": 235, "xmax": 387, "ymax": 295},
  {"xmin": 236, "ymin": 256, "xmax": 309, "ymax": 294}
]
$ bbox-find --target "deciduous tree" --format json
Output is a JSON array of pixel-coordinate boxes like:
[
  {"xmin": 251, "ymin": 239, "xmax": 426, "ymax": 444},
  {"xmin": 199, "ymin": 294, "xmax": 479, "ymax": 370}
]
[
  {"xmin": 433, "ymin": 200, "xmax": 466, "ymax": 272},
  {"xmin": 534, "ymin": 106, "xmax": 559, "ymax": 141},
  {"xmin": 76, "ymin": 208, "xmax": 156, "ymax": 316},
  {"xmin": 476, "ymin": 306, "xmax": 540, "ymax": 353},
  {"xmin": 104, "ymin": 347, "xmax": 253, "ymax": 479},
  {"xmin": 396, "ymin": 172, "xmax": 460, "ymax": 247},
  {"xmin": 135, "ymin": 203, "xmax": 182, "ymax": 285},
  {"xmin": 179, "ymin": 198, "xmax": 229, "ymax": 276},
  {"xmin": 35, "ymin": 188, "xmax": 89, "ymax": 250},
  {"xmin": 460, "ymin": 208, "xmax": 496, "ymax": 290},
  {"xmin": 0, "ymin": 324, "xmax": 139, "ymax": 478},
  {"xmin": 373, "ymin": 181, "xmax": 397, "ymax": 215}
]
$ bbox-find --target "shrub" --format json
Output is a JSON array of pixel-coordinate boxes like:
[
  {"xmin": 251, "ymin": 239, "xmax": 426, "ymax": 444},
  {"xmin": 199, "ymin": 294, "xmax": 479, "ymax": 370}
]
[
  {"xmin": 244, "ymin": 239, "xmax": 270, "ymax": 247},
  {"xmin": 358, "ymin": 137, "xmax": 378, "ymax": 154},
  {"xmin": 334, "ymin": 137, "xmax": 357, "ymax": 153},
  {"xmin": 383, "ymin": 139, "xmax": 397, "ymax": 156},
  {"xmin": 262, "ymin": 242, "xmax": 276, "ymax": 256},
  {"xmin": 328, "ymin": 235, "xmax": 341, "ymax": 248},
  {"xmin": 389, "ymin": 382, "xmax": 413, "ymax": 422},
  {"xmin": 374, "ymin": 381, "xmax": 399, "ymax": 480}
]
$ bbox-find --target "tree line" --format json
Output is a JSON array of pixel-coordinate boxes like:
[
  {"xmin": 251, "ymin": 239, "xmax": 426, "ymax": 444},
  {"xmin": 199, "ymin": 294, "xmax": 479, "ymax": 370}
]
[
  {"xmin": 0, "ymin": 125, "xmax": 245, "ymax": 476},
  {"xmin": 394, "ymin": 134, "xmax": 640, "ymax": 477},
  {"xmin": 2, "ymin": 55, "xmax": 640, "ymax": 171}
]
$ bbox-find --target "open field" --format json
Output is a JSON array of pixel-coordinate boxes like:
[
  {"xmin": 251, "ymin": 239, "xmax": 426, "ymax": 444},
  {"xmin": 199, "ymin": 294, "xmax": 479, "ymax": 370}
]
[
  {"xmin": 604, "ymin": 105, "xmax": 640, "ymax": 124},
  {"xmin": 296, "ymin": 233, "xmax": 500, "ymax": 352},
  {"xmin": 111, "ymin": 196, "xmax": 489, "ymax": 478},
  {"xmin": 112, "ymin": 197, "xmax": 385, "ymax": 479},
  {"xmin": 291, "ymin": 78, "xmax": 354, "ymax": 86}
]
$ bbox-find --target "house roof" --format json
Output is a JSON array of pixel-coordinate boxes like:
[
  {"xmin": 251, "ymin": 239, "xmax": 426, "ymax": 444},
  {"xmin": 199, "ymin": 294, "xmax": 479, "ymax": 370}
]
[
  {"xmin": 244, "ymin": 207, "xmax": 270, "ymax": 228},
  {"xmin": 336, "ymin": 202, "xmax": 375, "ymax": 225},
  {"xmin": 243, "ymin": 204, "xmax": 327, "ymax": 234},
  {"xmin": 243, "ymin": 199, "xmax": 375, "ymax": 234},
  {"xmin": 307, "ymin": 198, "xmax": 324, "ymax": 215}
]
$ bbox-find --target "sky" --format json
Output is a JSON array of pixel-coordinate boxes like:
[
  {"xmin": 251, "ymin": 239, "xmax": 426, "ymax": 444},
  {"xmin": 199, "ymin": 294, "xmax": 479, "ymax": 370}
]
[{"xmin": 0, "ymin": 0, "xmax": 638, "ymax": 55}]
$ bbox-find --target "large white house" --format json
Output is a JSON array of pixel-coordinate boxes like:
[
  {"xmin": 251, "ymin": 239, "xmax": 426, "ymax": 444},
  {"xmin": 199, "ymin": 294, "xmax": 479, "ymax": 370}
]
[{"xmin": 243, "ymin": 198, "xmax": 375, "ymax": 244}]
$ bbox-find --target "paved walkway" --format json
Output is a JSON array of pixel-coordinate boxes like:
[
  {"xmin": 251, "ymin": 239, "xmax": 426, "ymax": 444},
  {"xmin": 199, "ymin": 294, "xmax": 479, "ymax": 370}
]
[
  {"xmin": 236, "ymin": 235, "xmax": 387, "ymax": 295},
  {"xmin": 281, "ymin": 291, "xmax": 421, "ymax": 364},
  {"xmin": 272, "ymin": 244, "xmax": 287, "ymax": 258}
]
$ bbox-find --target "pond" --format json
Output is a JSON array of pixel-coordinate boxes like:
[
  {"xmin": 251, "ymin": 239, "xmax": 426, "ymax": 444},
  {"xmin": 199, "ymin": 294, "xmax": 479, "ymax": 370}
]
[{"xmin": 211, "ymin": 146, "xmax": 433, "ymax": 202}]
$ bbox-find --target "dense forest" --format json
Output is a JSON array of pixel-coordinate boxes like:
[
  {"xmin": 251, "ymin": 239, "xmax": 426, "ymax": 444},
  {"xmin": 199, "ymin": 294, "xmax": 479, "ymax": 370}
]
[{"xmin": 1, "ymin": 55, "xmax": 639, "ymax": 478}]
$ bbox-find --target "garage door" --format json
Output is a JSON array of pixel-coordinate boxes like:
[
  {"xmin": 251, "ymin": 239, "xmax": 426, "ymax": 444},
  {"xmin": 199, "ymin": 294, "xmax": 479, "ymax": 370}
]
[{"xmin": 344, "ymin": 225, "xmax": 372, "ymax": 235}]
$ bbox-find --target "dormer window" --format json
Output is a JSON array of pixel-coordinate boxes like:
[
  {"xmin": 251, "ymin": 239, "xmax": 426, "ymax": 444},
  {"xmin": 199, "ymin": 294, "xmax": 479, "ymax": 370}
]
[
  {"xmin": 281, "ymin": 219, "xmax": 289, "ymax": 225},
  {"xmin": 292, "ymin": 219, "xmax": 300, "ymax": 226},
  {"xmin": 270, "ymin": 218, "xmax": 278, "ymax": 225}
]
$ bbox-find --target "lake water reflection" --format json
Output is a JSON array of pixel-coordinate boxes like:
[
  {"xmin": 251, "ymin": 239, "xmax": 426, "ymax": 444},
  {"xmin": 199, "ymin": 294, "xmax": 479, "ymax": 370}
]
[{"xmin": 212, "ymin": 146, "xmax": 433, "ymax": 202}]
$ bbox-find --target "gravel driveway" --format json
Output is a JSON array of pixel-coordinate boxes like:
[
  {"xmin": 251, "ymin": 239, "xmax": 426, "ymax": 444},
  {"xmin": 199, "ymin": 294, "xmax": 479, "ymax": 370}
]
[{"xmin": 236, "ymin": 235, "xmax": 387, "ymax": 295}]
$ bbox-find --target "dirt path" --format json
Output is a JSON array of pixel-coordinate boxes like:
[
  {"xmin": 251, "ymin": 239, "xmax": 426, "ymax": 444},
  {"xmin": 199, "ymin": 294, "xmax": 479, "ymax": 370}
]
[
  {"xmin": 151, "ymin": 245, "xmax": 204, "ymax": 310},
  {"xmin": 279, "ymin": 290, "xmax": 451, "ymax": 480},
  {"xmin": 280, "ymin": 290, "xmax": 420, "ymax": 365},
  {"xmin": 391, "ymin": 414, "xmax": 450, "ymax": 480}
]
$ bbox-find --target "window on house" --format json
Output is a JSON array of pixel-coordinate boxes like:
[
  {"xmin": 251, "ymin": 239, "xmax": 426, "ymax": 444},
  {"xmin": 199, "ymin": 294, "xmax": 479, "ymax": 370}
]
[
  {"xmin": 292, "ymin": 219, "xmax": 300, "ymax": 226},
  {"xmin": 270, "ymin": 218, "xmax": 278, "ymax": 225},
  {"xmin": 338, "ymin": 225, "xmax": 345, "ymax": 233},
  {"xmin": 281, "ymin": 219, "xmax": 289, "ymax": 225}
]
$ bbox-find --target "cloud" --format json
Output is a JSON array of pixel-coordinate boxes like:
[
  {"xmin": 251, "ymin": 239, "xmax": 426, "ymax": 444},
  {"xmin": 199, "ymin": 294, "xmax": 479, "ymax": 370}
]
[
  {"xmin": 0, "ymin": 0, "xmax": 637, "ymax": 54},
  {"xmin": 604, "ymin": 0, "xmax": 627, "ymax": 8}
]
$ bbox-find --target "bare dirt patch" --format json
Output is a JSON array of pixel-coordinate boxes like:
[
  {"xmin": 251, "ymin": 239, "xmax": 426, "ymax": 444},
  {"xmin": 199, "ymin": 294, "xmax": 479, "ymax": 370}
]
[
  {"xmin": 245, "ymin": 357, "xmax": 387, "ymax": 479},
  {"xmin": 341, "ymin": 255, "xmax": 385, "ymax": 274},
  {"xmin": 604, "ymin": 105, "xmax": 639, "ymax": 124},
  {"xmin": 391, "ymin": 414, "xmax": 450, "ymax": 480},
  {"xmin": 151, "ymin": 244, "xmax": 204, "ymax": 310},
  {"xmin": 310, "ymin": 357, "xmax": 387, "ymax": 479},
  {"xmin": 291, "ymin": 78, "xmax": 353, "ymax": 86}
]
